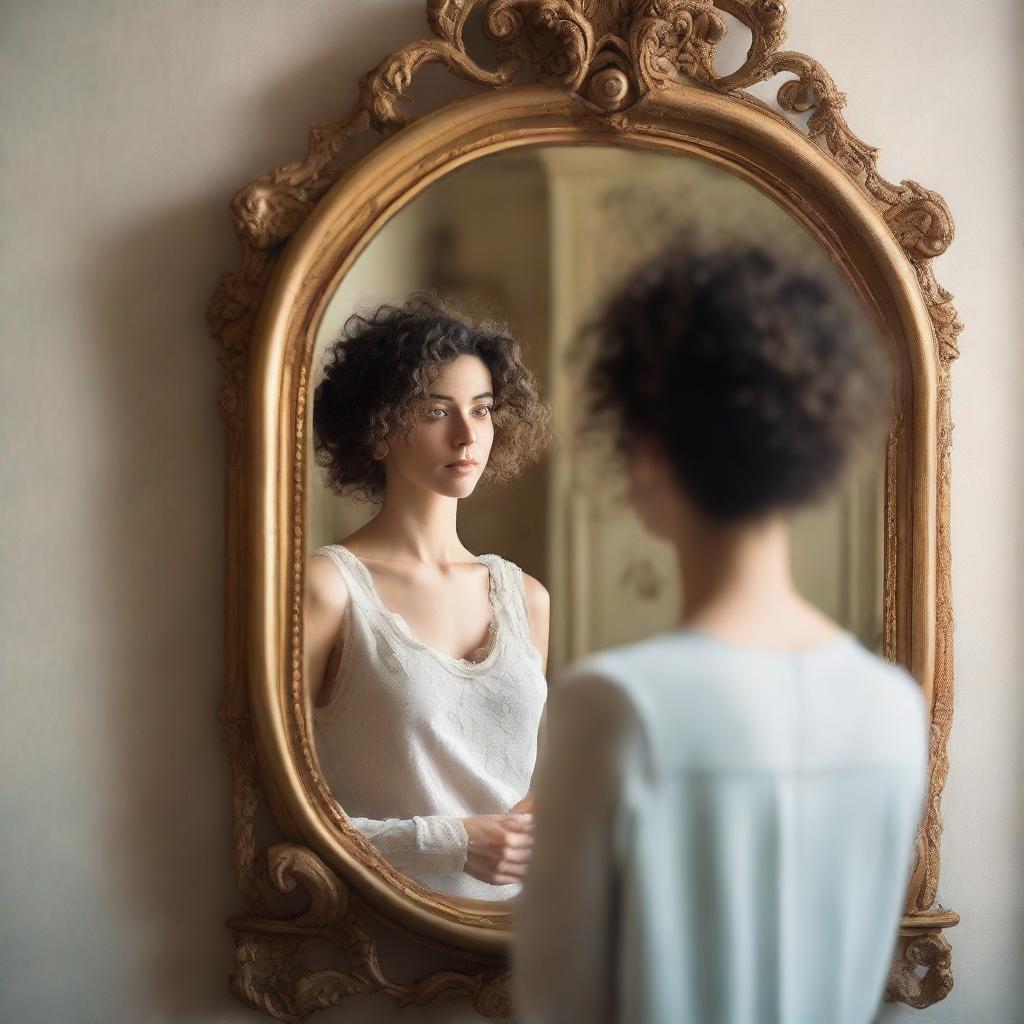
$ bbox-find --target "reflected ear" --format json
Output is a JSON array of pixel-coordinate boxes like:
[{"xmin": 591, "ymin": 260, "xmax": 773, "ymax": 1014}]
[{"xmin": 373, "ymin": 442, "xmax": 390, "ymax": 461}]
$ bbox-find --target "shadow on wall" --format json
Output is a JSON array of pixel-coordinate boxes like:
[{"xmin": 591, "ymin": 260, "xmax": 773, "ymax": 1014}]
[
  {"xmin": 90, "ymin": 194, "xmax": 234, "ymax": 1021},
  {"xmin": 87, "ymin": 5, "xmax": 506, "ymax": 1022}
]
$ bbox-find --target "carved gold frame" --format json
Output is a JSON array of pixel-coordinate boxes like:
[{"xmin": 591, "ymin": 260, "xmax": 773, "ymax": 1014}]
[{"xmin": 209, "ymin": 1, "xmax": 961, "ymax": 1018}]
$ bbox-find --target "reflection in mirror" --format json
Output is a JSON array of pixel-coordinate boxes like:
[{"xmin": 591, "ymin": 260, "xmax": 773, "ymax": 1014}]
[{"xmin": 305, "ymin": 145, "xmax": 885, "ymax": 900}]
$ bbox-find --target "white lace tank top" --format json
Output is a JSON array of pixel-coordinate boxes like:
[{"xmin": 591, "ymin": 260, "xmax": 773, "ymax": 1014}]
[{"xmin": 311, "ymin": 544, "xmax": 548, "ymax": 901}]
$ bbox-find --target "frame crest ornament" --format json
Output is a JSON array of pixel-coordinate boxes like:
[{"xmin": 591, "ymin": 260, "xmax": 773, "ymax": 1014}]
[{"xmin": 209, "ymin": 1, "xmax": 961, "ymax": 1017}]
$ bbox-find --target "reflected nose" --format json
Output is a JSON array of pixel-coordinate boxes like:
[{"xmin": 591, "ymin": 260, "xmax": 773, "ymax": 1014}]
[{"xmin": 453, "ymin": 412, "xmax": 477, "ymax": 449}]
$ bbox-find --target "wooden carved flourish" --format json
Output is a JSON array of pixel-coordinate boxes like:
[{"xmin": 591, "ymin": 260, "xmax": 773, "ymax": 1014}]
[
  {"xmin": 885, "ymin": 930, "xmax": 955, "ymax": 1009},
  {"xmin": 209, "ymin": 0, "xmax": 962, "ymax": 1014},
  {"xmin": 767, "ymin": 52, "xmax": 961, "ymax": 363},
  {"xmin": 233, "ymin": 925, "xmax": 510, "ymax": 1024},
  {"xmin": 630, "ymin": 1, "xmax": 726, "ymax": 92},
  {"xmin": 486, "ymin": 1, "xmax": 595, "ymax": 89}
]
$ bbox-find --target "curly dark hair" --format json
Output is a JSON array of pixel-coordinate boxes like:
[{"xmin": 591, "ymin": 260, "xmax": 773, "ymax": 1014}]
[
  {"xmin": 581, "ymin": 243, "xmax": 893, "ymax": 521},
  {"xmin": 313, "ymin": 293, "xmax": 551, "ymax": 502}
]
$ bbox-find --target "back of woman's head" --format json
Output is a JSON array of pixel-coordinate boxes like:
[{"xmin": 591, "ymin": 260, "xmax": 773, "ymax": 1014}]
[{"xmin": 583, "ymin": 243, "xmax": 893, "ymax": 521}]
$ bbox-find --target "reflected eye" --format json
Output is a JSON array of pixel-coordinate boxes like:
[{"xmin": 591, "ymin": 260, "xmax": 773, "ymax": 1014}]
[
  {"xmin": 426, "ymin": 407, "xmax": 447, "ymax": 419},
  {"xmin": 472, "ymin": 406, "xmax": 493, "ymax": 418}
]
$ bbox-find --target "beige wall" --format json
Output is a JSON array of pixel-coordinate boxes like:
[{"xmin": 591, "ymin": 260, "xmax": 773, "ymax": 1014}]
[{"xmin": 0, "ymin": 2, "xmax": 1019, "ymax": 1022}]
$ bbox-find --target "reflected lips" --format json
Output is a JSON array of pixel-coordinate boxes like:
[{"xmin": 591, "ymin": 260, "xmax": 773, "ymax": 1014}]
[{"xmin": 446, "ymin": 459, "xmax": 478, "ymax": 474}]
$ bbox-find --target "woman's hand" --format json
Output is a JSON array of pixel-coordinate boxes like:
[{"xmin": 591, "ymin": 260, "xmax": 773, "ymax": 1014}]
[{"xmin": 461, "ymin": 812, "xmax": 534, "ymax": 885}]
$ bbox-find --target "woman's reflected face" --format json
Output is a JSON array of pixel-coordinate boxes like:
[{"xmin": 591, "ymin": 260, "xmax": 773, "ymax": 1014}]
[{"xmin": 382, "ymin": 354, "xmax": 495, "ymax": 499}]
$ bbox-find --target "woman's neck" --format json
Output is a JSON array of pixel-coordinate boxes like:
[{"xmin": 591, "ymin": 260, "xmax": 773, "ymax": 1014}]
[
  {"xmin": 672, "ymin": 513, "xmax": 840, "ymax": 648},
  {"xmin": 348, "ymin": 482, "xmax": 467, "ymax": 565}
]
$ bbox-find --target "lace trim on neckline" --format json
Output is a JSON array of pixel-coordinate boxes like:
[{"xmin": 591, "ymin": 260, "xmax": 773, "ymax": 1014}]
[{"xmin": 329, "ymin": 545, "xmax": 504, "ymax": 674}]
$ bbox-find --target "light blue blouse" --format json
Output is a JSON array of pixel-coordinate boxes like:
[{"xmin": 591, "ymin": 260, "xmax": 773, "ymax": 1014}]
[{"xmin": 514, "ymin": 630, "xmax": 927, "ymax": 1024}]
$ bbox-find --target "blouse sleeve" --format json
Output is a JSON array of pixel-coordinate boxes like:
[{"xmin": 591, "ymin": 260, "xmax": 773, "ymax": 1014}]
[
  {"xmin": 345, "ymin": 814, "xmax": 469, "ymax": 875},
  {"xmin": 513, "ymin": 668, "xmax": 646, "ymax": 1024}
]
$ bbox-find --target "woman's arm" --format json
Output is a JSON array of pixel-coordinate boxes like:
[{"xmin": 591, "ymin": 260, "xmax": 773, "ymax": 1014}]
[
  {"xmin": 344, "ymin": 811, "xmax": 533, "ymax": 884},
  {"xmin": 344, "ymin": 814, "xmax": 468, "ymax": 875},
  {"xmin": 514, "ymin": 671, "xmax": 639, "ymax": 1024},
  {"xmin": 523, "ymin": 573, "xmax": 551, "ymax": 673},
  {"xmin": 509, "ymin": 573, "xmax": 550, "ymax": 814},
  {"xmin": 303, "ymin": 554, "xmax": 351, "ymax": 721}
]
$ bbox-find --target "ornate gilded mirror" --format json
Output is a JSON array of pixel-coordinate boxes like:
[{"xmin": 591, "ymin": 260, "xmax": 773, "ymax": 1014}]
[{"xmin": 209, "ymin": 2, "xmax": 960, "ymax": 1018}]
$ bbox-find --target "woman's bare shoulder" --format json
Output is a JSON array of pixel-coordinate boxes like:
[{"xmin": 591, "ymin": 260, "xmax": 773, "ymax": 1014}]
[
  {"xmin": 521, "ymin": 572, "xmax": 550, "ymax": 616},
  {"xmin": 307, "ymin": 550, "xmax": 350, "ymax": 612},
  {"xmin": 520, "ymin": 572, "xmax": 550, "ymax": 669},
  {"xmin": 521, "ymin": 574, "xmax": 551, "ymax": 643}
]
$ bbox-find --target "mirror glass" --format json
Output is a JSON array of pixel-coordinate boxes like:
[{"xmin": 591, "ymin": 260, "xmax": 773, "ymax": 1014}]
[{"xmin": 305, "ymin": 144, "xmax": 884, "ymax": 901}]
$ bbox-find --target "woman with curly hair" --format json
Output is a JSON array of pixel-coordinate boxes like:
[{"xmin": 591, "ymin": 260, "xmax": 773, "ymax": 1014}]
[
  {"xmin": 304, "ymin": 294, "xmax": 552, "ymax": 901},
  {"xmin": 515, "ymin": 245, "xmax": 927, "ymax": 1023}
]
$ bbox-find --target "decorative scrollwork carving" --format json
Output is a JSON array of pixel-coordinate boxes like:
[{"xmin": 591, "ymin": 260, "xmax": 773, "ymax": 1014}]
[
  {"xmin": 486, "ymin": 0, "xmax": 595, "ymax": 89},
  {"xmin": 232, "ymin": 927, "xmax": 513, "ymax": 1022},
  {"xmin": 758, "ymin": 50, "xmax": 963, "ymax": 365},
  {"xmin": 885, "ymin": 929, "xmax": 955, "ymax": 1008},
  {"xmin": 630, "ymin": 0, "xmax": 726, "ymax": 91},
  {"xmin": 711, "ymin": 0, "xmax": 788, "ymax": 88},
  {"xmin": 362, "ymin": 42, "xmax": 509, "ymax": 133},
  {"xmin": 266, "ymin": 843, "xmax": 350, "ymax": 927},
  {"xmin": 885, "ymin": 183, "xmax": 954, "ymax": 262}
]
